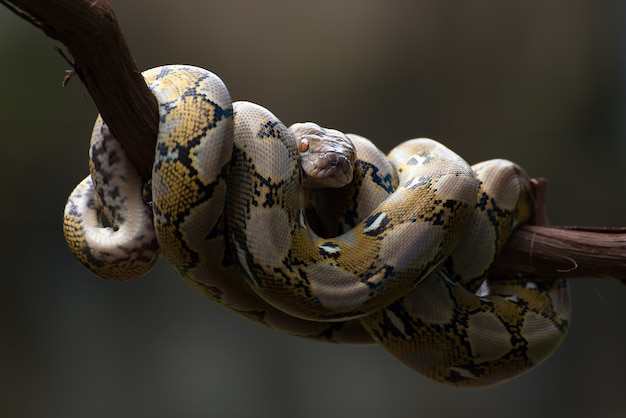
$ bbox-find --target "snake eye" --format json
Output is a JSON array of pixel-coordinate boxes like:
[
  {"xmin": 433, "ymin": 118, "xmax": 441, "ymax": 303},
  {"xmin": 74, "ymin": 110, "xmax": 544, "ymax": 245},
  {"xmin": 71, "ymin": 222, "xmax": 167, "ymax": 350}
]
[{"xmin": 299, "ymin": 138, "xmax": 309, "ymax": 153}]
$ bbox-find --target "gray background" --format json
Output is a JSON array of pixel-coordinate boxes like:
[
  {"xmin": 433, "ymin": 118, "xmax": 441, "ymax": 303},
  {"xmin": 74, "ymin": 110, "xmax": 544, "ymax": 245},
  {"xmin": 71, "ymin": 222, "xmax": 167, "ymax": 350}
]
[{"xmin": 2, "ymin": 1, "xmax": 625, "ymax": 417}]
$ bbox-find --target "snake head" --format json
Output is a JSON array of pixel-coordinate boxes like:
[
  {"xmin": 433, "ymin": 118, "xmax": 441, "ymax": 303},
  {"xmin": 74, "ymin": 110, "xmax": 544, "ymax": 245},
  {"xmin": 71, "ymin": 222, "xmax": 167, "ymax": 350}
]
[{"xmin": 290, "ymin": 122, "xmax": 357, "ymax": 188}]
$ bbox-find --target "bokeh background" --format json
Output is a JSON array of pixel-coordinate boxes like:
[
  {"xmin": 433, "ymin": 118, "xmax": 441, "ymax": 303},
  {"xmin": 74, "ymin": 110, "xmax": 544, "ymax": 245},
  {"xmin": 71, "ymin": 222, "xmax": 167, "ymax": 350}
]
[{"xmin": 2, "ymin": 1, "xmax": 626, "ymax": 417}]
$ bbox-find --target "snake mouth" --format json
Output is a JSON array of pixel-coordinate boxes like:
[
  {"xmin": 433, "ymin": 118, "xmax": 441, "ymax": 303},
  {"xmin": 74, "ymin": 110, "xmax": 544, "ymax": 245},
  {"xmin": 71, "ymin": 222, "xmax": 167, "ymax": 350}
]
[{"xmin": 304, "ymin": 152, "xmax": 354, "ymax": 188}]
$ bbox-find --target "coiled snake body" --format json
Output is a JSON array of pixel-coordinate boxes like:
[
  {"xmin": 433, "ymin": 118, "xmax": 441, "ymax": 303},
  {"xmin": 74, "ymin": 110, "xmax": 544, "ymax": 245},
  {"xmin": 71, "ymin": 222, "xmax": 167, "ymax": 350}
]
[{"xmin": 63, "ymin": 65, "xmax": 571, "ymax": 387}]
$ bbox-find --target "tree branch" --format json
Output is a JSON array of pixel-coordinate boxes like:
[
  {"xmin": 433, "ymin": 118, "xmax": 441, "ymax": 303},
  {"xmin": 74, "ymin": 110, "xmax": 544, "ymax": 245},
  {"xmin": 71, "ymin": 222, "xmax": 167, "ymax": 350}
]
[
  {"xmin": 491, "ymin": 178, "xmax": 625, "ymax": 284},
  {"xmin": 491, "ymin": 225, "xmax": 626, "ymax": 282},
  {"xmin": 1, "ymin": 0, "xmax": 158, "ymax": 180},
  {"xmin": 2, "ymin": 0, "xmax": 624, "ymax": 286}
]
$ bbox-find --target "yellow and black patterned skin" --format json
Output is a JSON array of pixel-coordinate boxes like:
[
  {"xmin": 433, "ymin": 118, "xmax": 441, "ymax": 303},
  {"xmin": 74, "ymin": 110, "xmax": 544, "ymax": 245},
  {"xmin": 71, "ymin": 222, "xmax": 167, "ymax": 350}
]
[
  {"xmin": 360, "ymin": 162, "xmax": 571, "ymax": 386},
  {"xmin": 63, "ymin": 65, "xmax": 571, "ymax": 387}
]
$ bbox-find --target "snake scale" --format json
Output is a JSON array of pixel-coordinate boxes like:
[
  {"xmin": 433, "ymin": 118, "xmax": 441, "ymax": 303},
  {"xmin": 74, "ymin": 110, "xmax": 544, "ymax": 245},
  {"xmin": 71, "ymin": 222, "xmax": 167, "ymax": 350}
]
[{"xmin": 63, "ymin": 65, "xmax": 571, "ymax": 387}]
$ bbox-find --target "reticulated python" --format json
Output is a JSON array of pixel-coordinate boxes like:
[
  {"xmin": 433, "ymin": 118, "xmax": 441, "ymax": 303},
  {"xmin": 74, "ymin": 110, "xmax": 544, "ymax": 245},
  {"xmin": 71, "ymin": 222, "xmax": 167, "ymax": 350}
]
[{"xmin": 63, "ymin": 65, "xmax": 571, "ymax": 387}]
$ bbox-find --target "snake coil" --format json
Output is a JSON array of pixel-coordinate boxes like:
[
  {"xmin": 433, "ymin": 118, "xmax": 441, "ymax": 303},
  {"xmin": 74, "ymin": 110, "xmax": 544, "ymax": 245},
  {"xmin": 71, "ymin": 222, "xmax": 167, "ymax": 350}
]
[{"xmin": 63, "ymin": 65, "xmax": 571, "ymax": 387}]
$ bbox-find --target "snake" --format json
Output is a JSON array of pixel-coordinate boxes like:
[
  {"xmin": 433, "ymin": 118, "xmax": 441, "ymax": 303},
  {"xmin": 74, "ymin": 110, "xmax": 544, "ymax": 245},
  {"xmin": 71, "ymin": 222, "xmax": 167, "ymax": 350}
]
[{"xmin": 63, "ymin": 65, "xmax": 571, "ymax": 387}]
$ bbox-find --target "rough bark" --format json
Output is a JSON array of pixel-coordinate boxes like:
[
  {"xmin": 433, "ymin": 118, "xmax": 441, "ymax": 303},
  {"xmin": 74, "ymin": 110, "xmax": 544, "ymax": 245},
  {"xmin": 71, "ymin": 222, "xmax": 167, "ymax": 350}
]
[
  {"xmin": 492, "ymin": 225, "xmax": 626, "ymax": 281},
  {"xmin": 2, "ymin": 0, "xmax": 158, "ymax": 180}
]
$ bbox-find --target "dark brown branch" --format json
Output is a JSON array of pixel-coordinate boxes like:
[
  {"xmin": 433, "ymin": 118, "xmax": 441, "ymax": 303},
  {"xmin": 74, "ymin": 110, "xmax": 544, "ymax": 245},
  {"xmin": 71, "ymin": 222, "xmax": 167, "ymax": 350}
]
[
  {"xmin": 1, "ymin": 0, "xmax": 158, "ymax": 180},
  {"xmin": 2, "ymin": 0, "xmax": 625, "ymax": 286},
  {"xmin": 490, "ymin": 179, "xmax": 625, "ymax": 284},
  {"xmin": 491, "ymin": 225, "xmax": 626, "ymax": 281}
]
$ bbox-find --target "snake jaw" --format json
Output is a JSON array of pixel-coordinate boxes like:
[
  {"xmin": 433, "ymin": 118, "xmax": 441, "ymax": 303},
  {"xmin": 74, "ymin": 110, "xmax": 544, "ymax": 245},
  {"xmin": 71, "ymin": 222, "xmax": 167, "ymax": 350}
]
[{"xmin": 302, "ymin": 151, "xmax": 354, "ymax": 188}]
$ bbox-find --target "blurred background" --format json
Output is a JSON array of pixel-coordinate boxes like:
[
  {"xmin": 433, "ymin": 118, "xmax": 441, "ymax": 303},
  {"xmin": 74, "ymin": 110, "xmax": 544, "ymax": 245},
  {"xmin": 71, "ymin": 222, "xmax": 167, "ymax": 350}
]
[{"xmin": 2, "ymin": 1, "xmax": 625, "ymax": 417}]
